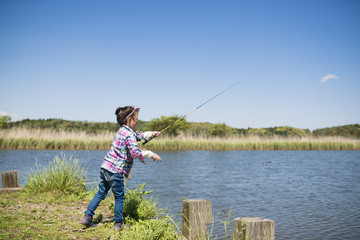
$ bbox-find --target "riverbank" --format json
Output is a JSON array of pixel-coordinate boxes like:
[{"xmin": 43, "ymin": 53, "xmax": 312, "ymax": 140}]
[
  {"xmin": 1, "ymin": 128, "xmax": 359, "ymax": 150},
  {"xmin": 0, "ymin": 189, "xmax": 180, "ymax": 240},
  {"xmin": 0, "ymin": 153, "xmax": 181, "ymax": 239}
]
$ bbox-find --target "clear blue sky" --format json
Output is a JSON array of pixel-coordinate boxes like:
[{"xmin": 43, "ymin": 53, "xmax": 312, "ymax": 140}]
[{"xmin": 1, "ymin": 0, "xmax": 359, "ymax": 130}]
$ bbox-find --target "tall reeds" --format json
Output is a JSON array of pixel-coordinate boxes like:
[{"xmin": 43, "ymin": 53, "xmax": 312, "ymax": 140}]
[
  {"xmin": 0, "ymin": 127, "xmax": 112, "ymax": 150},
  {"xmin": 1, "ymin": 127, "xmax": 359, "ymax": 150},
  {"xmin": 143, "ymin": 133, "xmax": 360, "ymax": 151}
]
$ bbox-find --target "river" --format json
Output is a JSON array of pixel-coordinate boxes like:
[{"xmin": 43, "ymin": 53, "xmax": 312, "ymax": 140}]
[{"xmin": 1, "ymin": 150, "xmax": 359, "ymax": 239}]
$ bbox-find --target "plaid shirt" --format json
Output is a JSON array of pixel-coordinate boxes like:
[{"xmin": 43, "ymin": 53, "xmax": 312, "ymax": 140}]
[{"xmin": 101, "ymin": 125, "xmax": 145, "ymax": 177}]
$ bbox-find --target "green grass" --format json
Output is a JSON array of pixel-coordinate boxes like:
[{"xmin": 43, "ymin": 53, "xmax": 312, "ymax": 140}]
[
  {"xmin": 25, "ymin": 153, "xmax": 87, "ymax": 195},
  {"xmin": 0, "ymin": 187, "xmax": 181, "ymax": 240},
  {"xmin": 0, "ymin": 153, "xmax": 182, "ymax": 240}
]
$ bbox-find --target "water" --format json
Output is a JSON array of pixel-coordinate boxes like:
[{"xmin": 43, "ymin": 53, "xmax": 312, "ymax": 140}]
[{"xmin": 1, "ymin": 150, "xmax": 359, "ymax": 239}]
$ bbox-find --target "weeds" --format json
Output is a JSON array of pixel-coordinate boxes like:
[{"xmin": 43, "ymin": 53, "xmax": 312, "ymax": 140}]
[
  {"xmin": 123, "ymin": 183, "xmax": 163, "ymax": 221},
  {"xmin": 25, "ymin": 153, "xmax": 87, "ymax": 196}
]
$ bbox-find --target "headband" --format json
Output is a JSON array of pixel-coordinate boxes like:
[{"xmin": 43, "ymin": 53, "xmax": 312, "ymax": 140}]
[{"xmin": 123, "ymin": 108, "xmax": 140, "ymax": 123}]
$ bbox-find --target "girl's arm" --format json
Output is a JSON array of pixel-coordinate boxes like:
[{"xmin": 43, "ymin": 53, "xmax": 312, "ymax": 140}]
[
  {"xmin": 126, "ymin": 135, "xmax": 145, "ymax": 163},
  {"xmin": 126, "ymin": 134, "xmax": 162, "ymax": 163}
]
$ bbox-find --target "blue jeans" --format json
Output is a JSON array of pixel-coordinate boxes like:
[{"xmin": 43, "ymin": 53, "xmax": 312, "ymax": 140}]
[{"xmin": 85, "ymin": 168, "xmax": 125, "ymax": 223}]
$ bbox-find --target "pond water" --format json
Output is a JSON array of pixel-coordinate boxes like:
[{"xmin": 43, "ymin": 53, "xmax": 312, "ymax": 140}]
[{"xmin": 1, "ymin": 150, "xmax": 359, "ymax": 239}]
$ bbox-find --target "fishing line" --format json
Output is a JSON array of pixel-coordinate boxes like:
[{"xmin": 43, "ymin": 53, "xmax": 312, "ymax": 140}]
[{"xmin": 143, "ymin": 80, "xmax": 243, "ymax": 145}]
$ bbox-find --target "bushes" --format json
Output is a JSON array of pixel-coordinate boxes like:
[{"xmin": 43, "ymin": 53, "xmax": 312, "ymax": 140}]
[
  {"xmin": 123, "ymin": 183, "xmax": 161, "ymax": 221},
  {"xmin": 25, "ymin": 153, "xmax": 87, "ymax": 195},
  {"xmin": 117, "ymin": 183, "xmax": 178, "ymax": 240}
]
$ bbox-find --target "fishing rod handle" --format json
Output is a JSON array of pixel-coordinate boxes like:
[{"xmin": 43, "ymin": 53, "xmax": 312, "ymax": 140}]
[{"xmin": 143, "ymin": 134, "xmax": 157, "ymax": 145}]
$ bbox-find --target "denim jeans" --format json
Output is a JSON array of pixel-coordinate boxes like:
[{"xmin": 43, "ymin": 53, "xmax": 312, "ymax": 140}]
[{"xmin": 85, "ymin": 168, "xmax": 125, "ymax": 223}]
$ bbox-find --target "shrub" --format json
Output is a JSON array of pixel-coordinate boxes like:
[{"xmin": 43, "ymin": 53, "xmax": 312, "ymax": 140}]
[
  {"xmin": 144, "ymin": 115, "xmax": 190, "ymax": 137},
  {"xmin": 123, "ymin": 183, "xmax": 163, "ymax": 221},
  {"xmin": 25, "ymin": 153, "xmax": 87, "ymax": 195}
]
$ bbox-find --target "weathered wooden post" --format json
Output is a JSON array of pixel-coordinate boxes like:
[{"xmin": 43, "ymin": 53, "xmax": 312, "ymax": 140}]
[
  {"xmin": 233, "ymin": 217, "xmax": 275, "ymax": 240},
  {"xmin": 182, "ymin": 199, "xmax": 212, "ymax": 240},
  {"xmin": 1, "ymin": 171, "xmax": 19, "ymax": 188},
  {"xmin": 0, "ymin": 171, "xmax": 22, "ymax": 194}
]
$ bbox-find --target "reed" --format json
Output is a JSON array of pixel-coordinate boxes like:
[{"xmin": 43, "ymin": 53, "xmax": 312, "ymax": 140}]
[
  {"xmin": 144, "ymin": 133, "xmax": 360, "ymax": 151},
  {"xmin": 0, "ymin": 127, "xmax": 112, "ymax": 150},
  {"xmin": 1, "ymin": 127, "xmax": 359, "ymax": 150}
]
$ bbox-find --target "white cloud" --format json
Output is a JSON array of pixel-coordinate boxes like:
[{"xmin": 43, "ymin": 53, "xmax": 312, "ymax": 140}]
[{"xmin": 321, "ymin": 74, "xmax": 339, "ymax": 83}]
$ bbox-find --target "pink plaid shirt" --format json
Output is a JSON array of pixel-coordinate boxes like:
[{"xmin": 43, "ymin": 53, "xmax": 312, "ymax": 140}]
[{"xmin": 101, "ymin": 125, "xmax": 145, "ymax": 177}]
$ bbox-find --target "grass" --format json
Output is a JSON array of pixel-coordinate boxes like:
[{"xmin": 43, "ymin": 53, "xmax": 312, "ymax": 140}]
[
  {"xmin": 1, "ymin": 127, "xmax": 359, "ymax": 150},
  {"xmin": 0, "ymin": 153, "xmax": 180, "ymax": 240},
  {"xmin": 25, "ymin": 153, "xmax": 87, "ymax": 195}
]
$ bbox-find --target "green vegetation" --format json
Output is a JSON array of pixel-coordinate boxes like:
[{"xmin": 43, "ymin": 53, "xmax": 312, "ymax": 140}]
[
  {"xmin": 0, "ymin": 154, "xmax": 180, "ymax": 240},
  {"xmin": 25, "ymin": 153, "xmax": 87, "ymax": 195},
  {"xmin": 0, "ymin": 115, "xmax": 11, "ymax": 128},
  {"xmin": 313, "ymin": 124, "xmax": 360, "ymax": 138},
  {"xmin": 0, "ymin": 115, "xmax": 359, "ymax": 150},
  {"xmin": 143, "ymin": 115, "xmax": 190, "ymax": 137},
  {"xmin": 123, "ymin": 183, "xmax": 160, "ymax": 221},
  {"xmin": 2, "ymin": 116, "xmax": 359, "ymax": 139}
]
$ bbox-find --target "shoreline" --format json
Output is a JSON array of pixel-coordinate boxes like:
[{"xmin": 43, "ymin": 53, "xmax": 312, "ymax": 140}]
[{"xmin": 1, "ymin": 137, "xmax": 359, "ymax": 151}]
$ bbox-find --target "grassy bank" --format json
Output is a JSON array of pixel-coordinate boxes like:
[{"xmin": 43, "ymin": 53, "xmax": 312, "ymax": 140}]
[
  {"xmin": 1, "ymin": 128, "xmax": 359, "ymax": 150},
  {"xmin": 0, "ymin": 153, "xmax": 180, "ymax": 240}
]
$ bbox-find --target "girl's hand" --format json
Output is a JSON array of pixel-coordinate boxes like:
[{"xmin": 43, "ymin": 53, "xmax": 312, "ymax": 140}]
[
  {"xmin": 143, "ymin": 131, "xmax": 161, "ymax": 140},
  {"xmin": 152, "ymin": 153, "xmax": 162, "ymax": 163},
  {"xmin": 152, "ymin": 132, "xmax": 161, "ymax": 137}
]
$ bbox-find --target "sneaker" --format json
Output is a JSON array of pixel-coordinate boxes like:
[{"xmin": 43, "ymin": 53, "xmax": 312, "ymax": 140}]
[
  {"xmin": 81, "ymin": 214, "xmax": 98, "ymax": 228},
  {"xmin": 114, "ymin": 222, "xmax": 130, "ymax": 231}
]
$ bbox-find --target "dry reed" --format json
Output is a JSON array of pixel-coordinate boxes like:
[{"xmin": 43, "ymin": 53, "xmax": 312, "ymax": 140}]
[{"xmin": 1, "ymin": 127, "xmax": 359, "ymax": 150}]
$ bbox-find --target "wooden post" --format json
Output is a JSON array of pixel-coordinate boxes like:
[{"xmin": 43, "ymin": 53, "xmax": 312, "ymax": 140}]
[
  {"xmin": 182, "ymin": 199, "xmax": 212, "ymax": 240},
  {"xmin": 1, "ymin": 171, "xmax": 19, "ymax": 188},
  {"xmin": 233, "ymin": 217, "xmax": 275, "ymax": 240},
  {"xmin": 0, "ymin": 171, "xmax": 22, "ymax": 194}
]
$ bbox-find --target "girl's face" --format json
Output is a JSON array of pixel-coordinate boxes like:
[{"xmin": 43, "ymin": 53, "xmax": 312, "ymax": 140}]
[{"xmin": 128, "ymin": 111, "xmax": 138, "ymax": 130}]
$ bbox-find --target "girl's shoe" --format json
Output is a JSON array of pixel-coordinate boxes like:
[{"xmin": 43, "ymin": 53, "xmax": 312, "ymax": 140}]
[
  {"xmin": 114, "ymin": 222, "xmax": 130, "ymax": 231},
  {"xmin": 81, "ymin": 214, "xmax": 98, "ymax": 228}
]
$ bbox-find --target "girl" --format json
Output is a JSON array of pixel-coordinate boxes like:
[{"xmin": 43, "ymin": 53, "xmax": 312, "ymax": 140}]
[{"xmin": 81, "ymin": 106, "xmax": 161, "ymax": 230}]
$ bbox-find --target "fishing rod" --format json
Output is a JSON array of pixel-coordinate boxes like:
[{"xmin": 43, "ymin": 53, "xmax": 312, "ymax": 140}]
[{"xmin": 143, "ymin": 80, "xmax": 242, "ymax": 145}]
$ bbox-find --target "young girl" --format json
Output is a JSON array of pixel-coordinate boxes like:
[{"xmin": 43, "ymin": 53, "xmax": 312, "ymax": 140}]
[{"xmin": 81, "ymin": 106, "xmax": 161, "ymax": 230}]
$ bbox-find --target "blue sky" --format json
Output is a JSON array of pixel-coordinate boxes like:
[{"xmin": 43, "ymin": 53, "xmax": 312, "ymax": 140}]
[{"xmin": 1, "ymin": 0, "xmax": 359, "ymax": 130}]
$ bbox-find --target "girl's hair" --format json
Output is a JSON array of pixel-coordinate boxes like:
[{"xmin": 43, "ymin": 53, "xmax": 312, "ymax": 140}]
[{"xmin": 115, "ymin": 106, "xmax": 137, "ymax": 125}]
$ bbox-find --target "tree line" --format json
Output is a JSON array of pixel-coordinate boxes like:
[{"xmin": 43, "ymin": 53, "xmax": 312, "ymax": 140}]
[{"xmin": 1, "ymin": 115, "xmax": 359, "ymax": 139}]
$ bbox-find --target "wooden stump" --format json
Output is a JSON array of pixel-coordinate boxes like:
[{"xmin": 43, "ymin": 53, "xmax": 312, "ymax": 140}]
[
  {"xmin": 1, "ymin": 171, "xmax": 19, "ymax": 188},
  {"xmin": 182, "ymin": 199, "xmax": 212, "ymax": 240},
  {"xmin": 233, "ymin": 217, "xmax": 275, "ymax": 240}
]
